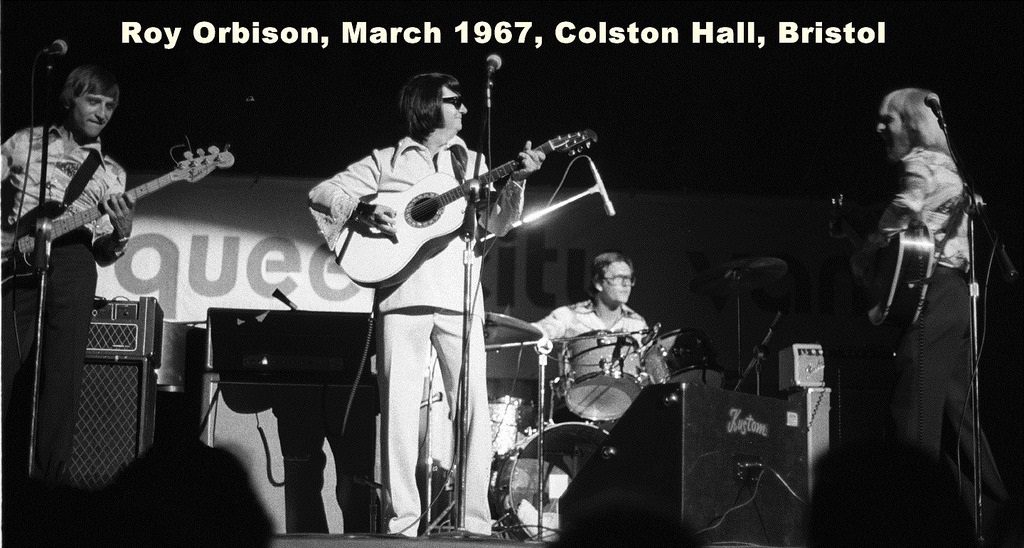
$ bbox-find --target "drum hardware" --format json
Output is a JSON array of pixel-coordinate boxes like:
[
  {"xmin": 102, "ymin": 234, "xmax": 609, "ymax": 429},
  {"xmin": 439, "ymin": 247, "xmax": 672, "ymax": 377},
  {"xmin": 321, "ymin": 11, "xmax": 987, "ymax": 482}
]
[
  {"xmin": 483, "ymin": 311, "xmax": 554, "ymax": 537},
  {"xmin": 689, "ymin": 257, "xmax": 788, "ymax": 380}
]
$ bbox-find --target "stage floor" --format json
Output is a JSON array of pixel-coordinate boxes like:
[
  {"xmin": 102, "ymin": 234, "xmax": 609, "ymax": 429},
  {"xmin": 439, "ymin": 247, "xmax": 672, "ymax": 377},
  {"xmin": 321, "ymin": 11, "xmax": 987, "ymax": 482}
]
[{"xmin": 267, "ymin": 533, "xmax": 786, "ymax": 548}]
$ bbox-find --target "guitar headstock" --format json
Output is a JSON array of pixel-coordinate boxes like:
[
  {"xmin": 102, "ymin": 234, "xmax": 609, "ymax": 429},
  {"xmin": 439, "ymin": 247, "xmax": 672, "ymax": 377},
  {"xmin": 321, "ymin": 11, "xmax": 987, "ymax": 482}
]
[
  {"xmin": 548, "ymin": 129, "xmax": 598, "ymax": 156},
  {"xmin": 173, "ymin": 145, "xmax": 236, "ymax": 183}
]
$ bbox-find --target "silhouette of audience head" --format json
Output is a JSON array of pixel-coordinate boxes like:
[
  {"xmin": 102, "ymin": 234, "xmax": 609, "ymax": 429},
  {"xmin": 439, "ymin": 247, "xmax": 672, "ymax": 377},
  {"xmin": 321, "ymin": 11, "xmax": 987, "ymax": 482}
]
[
  {"xmin": 809, "ymin": 440, "xmax": 972, "ymax": 547},
  {"xmin": 552, "ymin": 489, "xmax": 701, "ymax": 548},
  {"xmin": 98, "ymin": 438, "xmax": 273, "ymax": 547}
]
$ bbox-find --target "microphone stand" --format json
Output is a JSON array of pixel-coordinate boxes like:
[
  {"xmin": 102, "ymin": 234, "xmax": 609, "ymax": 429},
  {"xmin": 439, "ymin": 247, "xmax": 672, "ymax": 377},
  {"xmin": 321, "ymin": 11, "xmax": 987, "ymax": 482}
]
[
  {"xmin": 27, "ymin": 53, "xmax": 60, "ymax": 478},
  {"xmin": 453, "ymin": 179, "xmax": 479, "ymax": 533},
  {"xmin": 449, "ymin": 66, "xmax": 495, "ymax": 534},
  {"xmin": 938, "ymin": 109, "xmax": 1019, "ymax": 545},
  {"xmin": 478, "ymin": 178, "xmax": 610, "ymax": 244}
]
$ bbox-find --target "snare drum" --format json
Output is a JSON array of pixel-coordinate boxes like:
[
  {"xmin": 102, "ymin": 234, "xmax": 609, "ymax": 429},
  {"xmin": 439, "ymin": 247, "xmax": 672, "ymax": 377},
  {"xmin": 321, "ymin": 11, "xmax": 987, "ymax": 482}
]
[
  {"xmin": 642, "ymin": 328, "xmax": 723, "ymax": 387},
  {"xmin": 489, "ymin": 422, "xmax": 608, "ymax": 541},
  {"xmin": 562, "ymin": 332, "xmax": 643, "ymax": 421}
]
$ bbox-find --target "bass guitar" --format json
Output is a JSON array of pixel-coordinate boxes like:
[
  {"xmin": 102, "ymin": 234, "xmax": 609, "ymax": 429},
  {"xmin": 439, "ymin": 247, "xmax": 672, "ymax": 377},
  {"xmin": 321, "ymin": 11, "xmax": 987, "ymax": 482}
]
[
  {"xmin": 830, "ymin": 194, "xmax": 936, "ymax": 329},
  {"xmin": 2, "ymin": 146, "xmax": 235, "ymax": 284},
  {"xmin": 319, "ymin": 130, "xmax": 597, "ymax": 287}
]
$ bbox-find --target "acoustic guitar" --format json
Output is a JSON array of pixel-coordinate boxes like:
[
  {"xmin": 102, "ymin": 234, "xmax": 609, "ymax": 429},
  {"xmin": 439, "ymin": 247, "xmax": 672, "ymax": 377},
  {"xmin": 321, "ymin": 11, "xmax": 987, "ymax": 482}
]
[
  {"xmin": 830, "ymin": 194, "xmax": 936, "ymax": 329},
  {"xmin": 317, "ymin": 130, "xmax": 597, "ymax": 287}
]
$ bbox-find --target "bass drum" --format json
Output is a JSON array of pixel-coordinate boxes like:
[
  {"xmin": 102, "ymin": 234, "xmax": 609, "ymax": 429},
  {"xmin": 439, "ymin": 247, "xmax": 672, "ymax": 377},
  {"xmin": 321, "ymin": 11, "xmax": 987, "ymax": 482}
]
[
  {"xmin": 642, "ymin": 328, "xmax": 723, "ymax": 387},
  {"xmin": 489, "ymin": 422, "xmax": 608, "ymax": 541}
]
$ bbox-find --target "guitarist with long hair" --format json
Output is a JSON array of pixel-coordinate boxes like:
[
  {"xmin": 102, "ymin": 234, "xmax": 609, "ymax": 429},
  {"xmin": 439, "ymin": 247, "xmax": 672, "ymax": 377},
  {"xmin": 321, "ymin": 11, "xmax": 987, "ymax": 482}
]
[
  {"xmin": 309, "ymin": 72, "xmax": 545, "ymax": 536},
  {"xmin": 2, "ymin": 65, "xmax": 136, "ymax": 509},
  {"xmin": 851, "ymin": 87, "xmax": 1007, "ymax": 518}
]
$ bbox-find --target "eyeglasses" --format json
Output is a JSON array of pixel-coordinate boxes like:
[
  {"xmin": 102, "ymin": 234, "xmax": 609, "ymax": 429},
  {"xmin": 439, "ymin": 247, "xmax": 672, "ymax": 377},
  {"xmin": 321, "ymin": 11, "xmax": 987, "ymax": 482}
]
[
  {"xmin": 603, "ymin": 275, "xmax": 636, "ymax": 286},
  {"xmin": 441, "ymin": 96, "xmax": 464, "ymax": 109}
]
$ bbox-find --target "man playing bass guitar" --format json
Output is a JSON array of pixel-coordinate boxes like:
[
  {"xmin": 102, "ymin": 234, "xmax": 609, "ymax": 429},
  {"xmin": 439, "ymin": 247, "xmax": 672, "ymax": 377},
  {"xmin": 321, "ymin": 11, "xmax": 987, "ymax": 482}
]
[{"xmin": 2, "ymin": 65, "xmax": 135, "ymax": 520}]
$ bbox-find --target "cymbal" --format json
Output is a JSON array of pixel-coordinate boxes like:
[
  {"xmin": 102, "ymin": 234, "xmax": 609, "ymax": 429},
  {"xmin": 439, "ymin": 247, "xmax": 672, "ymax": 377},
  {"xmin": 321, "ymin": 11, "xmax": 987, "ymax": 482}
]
[
  {"xmin": 484, "ymin": 312, "xmax": 543, "ymax": 351},
  {"xmin": 689, "ymin": 257, "xmax": 788, "ymax": 296}
]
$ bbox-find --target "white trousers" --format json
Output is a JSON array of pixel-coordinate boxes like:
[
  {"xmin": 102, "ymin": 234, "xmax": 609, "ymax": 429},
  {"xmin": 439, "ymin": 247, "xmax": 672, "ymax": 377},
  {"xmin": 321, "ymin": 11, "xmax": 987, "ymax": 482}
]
[{"xmin": 377, "ymin": 309, "xmax": 491, "ymax": 536}]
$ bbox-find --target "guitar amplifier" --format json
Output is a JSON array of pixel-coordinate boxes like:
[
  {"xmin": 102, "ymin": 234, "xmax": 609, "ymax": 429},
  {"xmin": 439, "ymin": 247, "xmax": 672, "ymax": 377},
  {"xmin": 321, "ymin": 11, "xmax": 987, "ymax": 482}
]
[
  {"xmin": 206, "ymin": 308, "xmax": 374, "ymax": 384},
  {"xmin": 778, "ymin": 343, "xmax": 825, "ymax": 390},
  {"xmin": 86, "ymin": 297, "xmax": 163, "ymax": 363}
]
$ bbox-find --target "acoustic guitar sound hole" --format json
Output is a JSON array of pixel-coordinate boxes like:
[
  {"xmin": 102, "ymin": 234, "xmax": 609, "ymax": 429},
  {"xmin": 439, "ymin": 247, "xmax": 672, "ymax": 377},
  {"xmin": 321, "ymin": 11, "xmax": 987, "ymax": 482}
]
[{"xmin": 406, "ymin": 194, "xmax": 440, "ymax": 226}]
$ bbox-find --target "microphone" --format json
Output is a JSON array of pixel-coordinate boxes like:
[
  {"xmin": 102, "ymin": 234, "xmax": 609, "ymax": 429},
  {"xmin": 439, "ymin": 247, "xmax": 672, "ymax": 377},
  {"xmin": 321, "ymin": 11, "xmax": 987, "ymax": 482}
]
[
  {"xmin": 486, "ymin": 53, "xmax": 503, "ymax": 74},
  {"xmin": 41, "ymin": 39, "xmax": 69, "ymax": 56},
  {"xmin": 587, "ymin": 157, "xmax": 616, "ymax": 216},
  {"xmin": 997, "ymin": 243, "xmax": 1020, "ymax": 283},
  {"xmin": 271, "ymin": 288, "xmax": 299, "ymax": 311},
  {"xmin": 925, "ymin": 93, "xmax": 945, "ymax": 129}
]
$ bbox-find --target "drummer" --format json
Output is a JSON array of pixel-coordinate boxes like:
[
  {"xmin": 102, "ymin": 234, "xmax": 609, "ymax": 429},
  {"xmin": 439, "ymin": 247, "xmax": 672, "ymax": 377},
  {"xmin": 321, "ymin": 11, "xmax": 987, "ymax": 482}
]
[{"xmin": 533, "ymin": 250, "xmax": 648, "ymax": 344}]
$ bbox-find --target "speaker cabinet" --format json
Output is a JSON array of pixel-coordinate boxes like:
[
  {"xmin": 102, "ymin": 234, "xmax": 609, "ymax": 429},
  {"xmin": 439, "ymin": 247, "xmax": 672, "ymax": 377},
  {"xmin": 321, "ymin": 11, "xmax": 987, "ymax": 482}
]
[
  {"xmin": 200, "ymin": 375, "xmax": 379, "ymax": 534},
  {"xmin": 66, "ymin": 357, "xmax": 157, "ymax": 490},
  {"xmin": 561, "ymin": 384, "xmax": 809, "ymax": 546}
]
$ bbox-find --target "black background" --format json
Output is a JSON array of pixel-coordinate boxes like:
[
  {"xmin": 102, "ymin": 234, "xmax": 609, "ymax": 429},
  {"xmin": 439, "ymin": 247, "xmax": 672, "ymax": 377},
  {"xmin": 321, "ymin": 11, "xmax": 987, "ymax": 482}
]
[{"xmin": 3, "ymin": 0, "xmax": 1021, "ymax": 512}]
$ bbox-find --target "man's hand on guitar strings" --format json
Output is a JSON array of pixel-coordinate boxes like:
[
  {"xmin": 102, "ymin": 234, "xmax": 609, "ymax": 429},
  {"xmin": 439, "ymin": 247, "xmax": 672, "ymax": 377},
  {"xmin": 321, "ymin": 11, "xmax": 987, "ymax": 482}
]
[
  {"xmin": 358, "ymin": 204, "xmax": 398, "ymax": 236},
  {"xmin": 100, "ymin": 193, "xmax": 136, "ymax": 238}
]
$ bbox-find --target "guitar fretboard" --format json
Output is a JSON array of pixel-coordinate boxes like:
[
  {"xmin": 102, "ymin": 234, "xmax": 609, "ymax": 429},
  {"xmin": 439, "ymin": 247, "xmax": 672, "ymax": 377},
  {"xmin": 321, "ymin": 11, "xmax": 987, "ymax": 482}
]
[{"xmin": 431, "ymin": 140, "xmax": 560, "ymax": 208}]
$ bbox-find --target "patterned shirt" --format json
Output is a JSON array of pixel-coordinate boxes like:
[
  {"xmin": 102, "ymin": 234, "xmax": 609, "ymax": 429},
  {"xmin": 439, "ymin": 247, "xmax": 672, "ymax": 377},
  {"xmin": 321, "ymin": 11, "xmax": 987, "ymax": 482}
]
[
  {"xmin": 853, "ymin": 147, "xmax": 969, "ymax": 276},
  {"xmin": 2, "ymin": 125, "xmax": 126, "ymax": 254}
]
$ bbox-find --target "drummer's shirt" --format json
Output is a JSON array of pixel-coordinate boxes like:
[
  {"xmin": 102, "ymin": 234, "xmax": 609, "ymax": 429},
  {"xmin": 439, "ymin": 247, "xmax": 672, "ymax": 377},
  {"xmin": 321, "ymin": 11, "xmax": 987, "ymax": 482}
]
[{"xmin": 532, "ymin": 300, "xmax": 648, "ymax": 343}]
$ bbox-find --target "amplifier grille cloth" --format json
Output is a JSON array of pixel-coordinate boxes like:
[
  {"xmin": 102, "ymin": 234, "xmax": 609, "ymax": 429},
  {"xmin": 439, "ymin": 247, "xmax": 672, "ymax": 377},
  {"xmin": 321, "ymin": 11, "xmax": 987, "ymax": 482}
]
[
  {"xmin": 87, "ymin": 322, "xmax": 139, "ymax": 352},
  {"xmin": 66, "ymin": 362, "xmax": 140, "ymax": 489}
]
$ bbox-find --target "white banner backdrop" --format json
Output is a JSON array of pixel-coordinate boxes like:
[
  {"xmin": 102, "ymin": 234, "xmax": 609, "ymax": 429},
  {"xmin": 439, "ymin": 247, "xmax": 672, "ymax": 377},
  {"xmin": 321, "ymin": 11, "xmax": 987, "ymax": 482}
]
[{"xmin": 98, "ymin": 171, "xmax": 871, "ymax": 381}]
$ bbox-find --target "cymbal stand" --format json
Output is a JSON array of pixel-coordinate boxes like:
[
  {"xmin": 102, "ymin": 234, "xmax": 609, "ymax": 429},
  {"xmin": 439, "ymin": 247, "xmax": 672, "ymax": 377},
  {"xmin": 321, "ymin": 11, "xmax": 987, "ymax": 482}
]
[
  {"xmin": 734, "ymin": 311, "xmax": 783, "ymax": 394},
  {"xmin": 533, "ymin": 338, "xmax": 553, "ymax": 537}
]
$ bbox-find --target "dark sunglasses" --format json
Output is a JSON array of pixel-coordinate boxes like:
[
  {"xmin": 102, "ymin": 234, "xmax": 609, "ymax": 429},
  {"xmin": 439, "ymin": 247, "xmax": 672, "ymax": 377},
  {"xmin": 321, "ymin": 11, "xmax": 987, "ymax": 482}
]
[{"xmin": 441, "ymin": 96, "xmax": 464, "ymax": 109}]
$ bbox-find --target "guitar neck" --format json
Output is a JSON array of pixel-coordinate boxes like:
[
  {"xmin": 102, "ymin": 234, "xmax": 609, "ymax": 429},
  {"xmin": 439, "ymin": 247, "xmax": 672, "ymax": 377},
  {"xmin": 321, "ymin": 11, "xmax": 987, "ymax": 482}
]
[
  {"xmin": 433, "ymin": 141, "xmax": 557, "ymax": 207},
  {"xmin": 17, "ymin": 172, "xmax": 176, "ymax": 254}
]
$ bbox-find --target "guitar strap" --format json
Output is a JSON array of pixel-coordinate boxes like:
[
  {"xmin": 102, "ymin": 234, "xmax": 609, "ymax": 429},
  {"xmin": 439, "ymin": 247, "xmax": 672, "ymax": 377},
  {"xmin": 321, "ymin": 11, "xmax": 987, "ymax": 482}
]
[
  {"xmin": 932, "ymin": 190, "xmax": 970, "ymax": 263},
  {"xmin": 449, "ymin": 144, "xmax": 468, "ymax": 182},
  {"xmin": 62, "ymin": 149, "xmax": 103, "ymax": 208},
  {"xmin": 1, "ymin": 148, "xmax": 102, "ymax": 234}
]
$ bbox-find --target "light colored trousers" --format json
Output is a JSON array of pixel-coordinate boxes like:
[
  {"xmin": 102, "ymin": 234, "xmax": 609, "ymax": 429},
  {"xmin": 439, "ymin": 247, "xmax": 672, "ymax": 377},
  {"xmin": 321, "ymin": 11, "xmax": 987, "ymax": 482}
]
[{"xmin": 377, "ymin": 309, "xmax": 491, "ymax": 536}]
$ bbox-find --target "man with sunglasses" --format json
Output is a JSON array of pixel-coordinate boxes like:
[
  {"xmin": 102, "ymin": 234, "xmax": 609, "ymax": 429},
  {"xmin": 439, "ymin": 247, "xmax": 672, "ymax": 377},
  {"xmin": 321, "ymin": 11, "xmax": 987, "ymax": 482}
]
[{"xmin": 309, "ymin": 72, "xmax": 545, "ymax": 537}]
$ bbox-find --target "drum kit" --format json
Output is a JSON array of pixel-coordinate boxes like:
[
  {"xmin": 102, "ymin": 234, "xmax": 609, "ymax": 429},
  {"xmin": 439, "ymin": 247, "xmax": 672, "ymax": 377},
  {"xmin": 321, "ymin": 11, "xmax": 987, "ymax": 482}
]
[
  {"xmin": 481, "ymin": 256, "xmax": 787, "ymax": 540},
  {"xmin": 481, "ymin": 316, "xmax": 725, "ymax": 540}
]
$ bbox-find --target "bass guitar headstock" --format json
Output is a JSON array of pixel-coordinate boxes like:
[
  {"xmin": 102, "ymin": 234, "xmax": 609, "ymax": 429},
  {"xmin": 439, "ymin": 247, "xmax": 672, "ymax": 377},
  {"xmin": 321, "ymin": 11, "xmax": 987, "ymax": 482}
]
[{"xmin": 173, "ymin": 145, "xmax": 236, "ymax": 183}]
